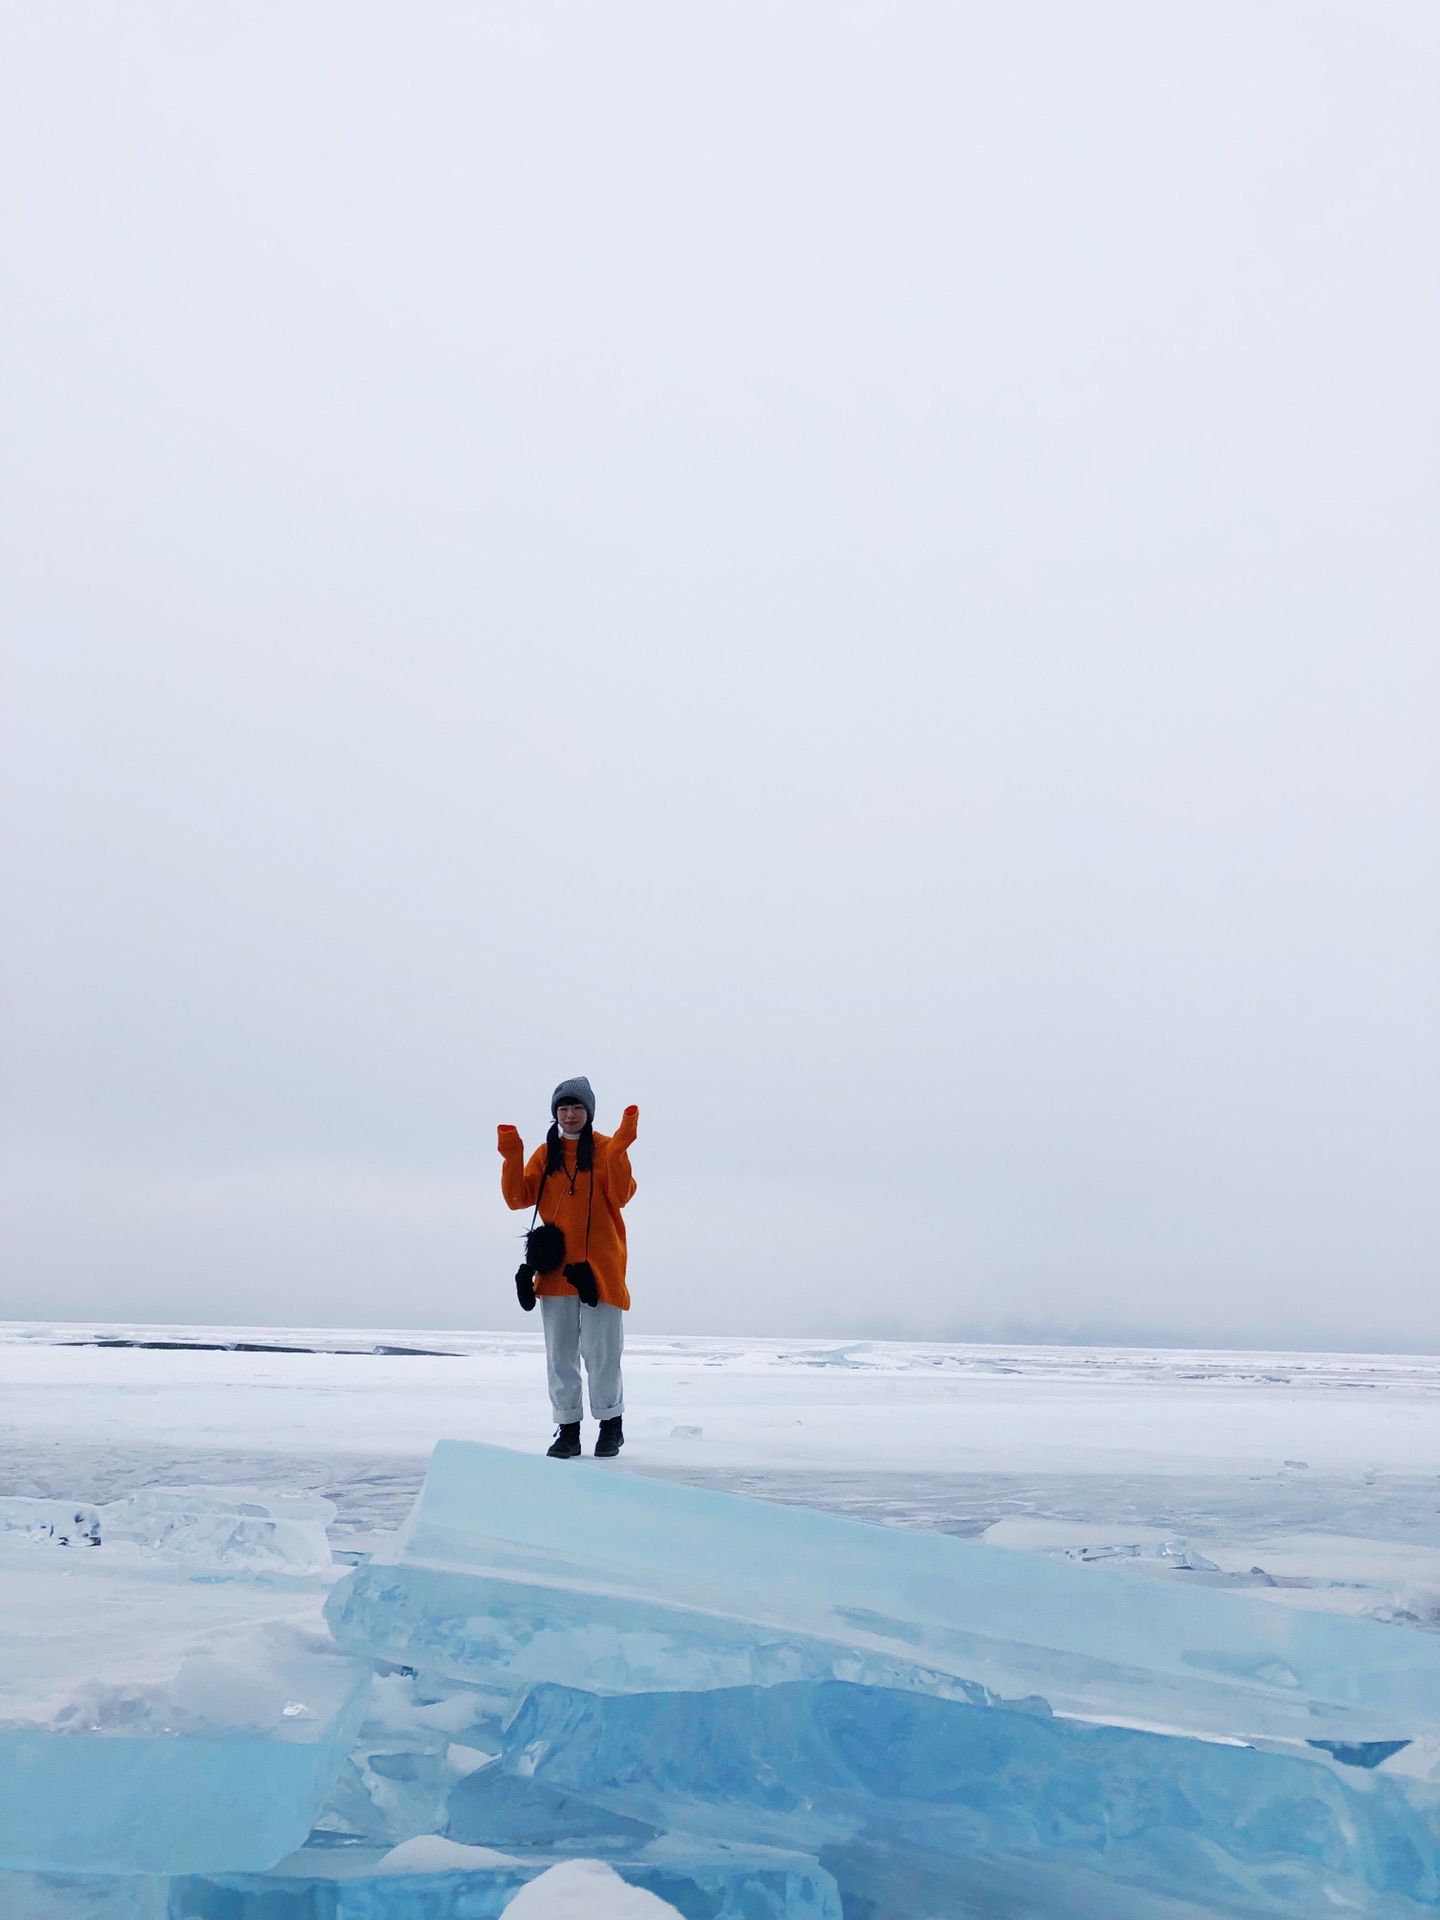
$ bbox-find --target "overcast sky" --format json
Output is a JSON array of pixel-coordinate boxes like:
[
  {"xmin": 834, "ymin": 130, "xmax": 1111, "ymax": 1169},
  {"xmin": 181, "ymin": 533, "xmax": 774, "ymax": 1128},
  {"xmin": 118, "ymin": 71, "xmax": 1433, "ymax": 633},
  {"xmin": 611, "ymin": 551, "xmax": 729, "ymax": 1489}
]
[{"xmin": 2, "ymin": 3, "xmax": 1436, "ymax": 1348}]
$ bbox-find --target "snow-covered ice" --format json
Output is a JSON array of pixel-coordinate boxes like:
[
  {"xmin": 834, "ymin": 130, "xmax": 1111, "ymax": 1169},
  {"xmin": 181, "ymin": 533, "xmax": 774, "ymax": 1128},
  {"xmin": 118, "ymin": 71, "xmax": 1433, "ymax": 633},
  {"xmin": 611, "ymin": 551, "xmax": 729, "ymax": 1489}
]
[
  {"xmin": 5, "ymin": 1322, "xmax": 1440, "ymax": 1916},
  {"xmin": 0, "ymin": 1485, "xmax": 334, "ymax": 1572},
  {"xmin": 9, "ymin": 1325, "xmax": 1440, "ymax": 1489}
]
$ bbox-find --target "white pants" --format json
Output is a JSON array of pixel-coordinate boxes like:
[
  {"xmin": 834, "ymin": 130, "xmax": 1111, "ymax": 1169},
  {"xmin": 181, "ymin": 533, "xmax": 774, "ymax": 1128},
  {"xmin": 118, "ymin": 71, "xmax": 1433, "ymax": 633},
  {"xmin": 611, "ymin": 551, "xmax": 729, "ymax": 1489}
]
[{"xmin": 540, "ymin": 1296, "xmax": 625, "ymax": 1423}]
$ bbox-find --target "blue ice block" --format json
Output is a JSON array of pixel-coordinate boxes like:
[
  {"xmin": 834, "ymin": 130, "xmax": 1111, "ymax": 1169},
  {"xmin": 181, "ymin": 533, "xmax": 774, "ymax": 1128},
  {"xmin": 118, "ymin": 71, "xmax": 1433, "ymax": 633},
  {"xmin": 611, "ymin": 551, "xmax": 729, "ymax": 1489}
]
[
  {"xmin": 0, "ymin": 1547, "xmax": 369, "ymax": 1875},
  {"xmin": 167, "ymin": 1838, "xmax": 842, "ymax": 1919},
  {"xmin": 0, "ymin": 1487, "xmax": 336, "ymax": 1572},
  {"xmin": 0, "ymin": 1872, "xmax": 168, "ymax": 1920},
  {"xmin": 501, "ymin": 1679, "xmax": 1440, "ymax": 1917},
  {"xmin": 325, "ymin": 1440, "xmax": 1440, "ymax": 1749},
  {"xmin": 446, "ymin": 1766, "xmax": 662, "ymax": 1852}
]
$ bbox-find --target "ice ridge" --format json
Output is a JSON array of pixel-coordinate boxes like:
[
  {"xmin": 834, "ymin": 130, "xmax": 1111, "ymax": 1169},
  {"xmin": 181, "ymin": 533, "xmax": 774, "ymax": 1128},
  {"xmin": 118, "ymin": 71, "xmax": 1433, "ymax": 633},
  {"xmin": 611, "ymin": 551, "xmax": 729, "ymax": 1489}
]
[
  {"xmin": 501, "ymin": 1678, "xmax": 1440, "ymax": 1916},
  {"xmin": 13, "ymin": 1437, "xmax": 1440, "ymax": 1916},
  {"xmin": 0, "ymin": 1620, "xmax": 369, "ymax": 1874},
  {"xmin": 325, "ymin": 1439, "xmax": 1440, "ymax": 1749},
  {"xmin": 167, "ymin": 1841, "xmax": 840, "ymax": 1920},
  {"xmin": 0, "ymin": 1486, "xmax": 336, "ymax": 1573}
]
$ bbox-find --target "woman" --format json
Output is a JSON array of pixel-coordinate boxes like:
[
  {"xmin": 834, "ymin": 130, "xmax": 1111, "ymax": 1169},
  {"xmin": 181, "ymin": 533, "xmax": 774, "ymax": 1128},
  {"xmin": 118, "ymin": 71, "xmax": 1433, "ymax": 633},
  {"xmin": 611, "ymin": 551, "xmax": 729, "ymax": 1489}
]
[{"xmin": 498, "ymin": 1077, "xmax": 638, "ymax": 1458}]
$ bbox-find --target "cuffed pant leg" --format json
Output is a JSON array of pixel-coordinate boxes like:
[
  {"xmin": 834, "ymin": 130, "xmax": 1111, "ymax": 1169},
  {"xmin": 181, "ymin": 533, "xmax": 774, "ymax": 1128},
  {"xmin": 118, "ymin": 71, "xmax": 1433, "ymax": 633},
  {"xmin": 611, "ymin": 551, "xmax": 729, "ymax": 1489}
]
[
  {"xmin": 540, "ymin": 1295, "xmax": 583, "ymax": 1423},
  {"xmin": 579, "ymin": 1303, "xmax": 625, "ymax": 1421}
]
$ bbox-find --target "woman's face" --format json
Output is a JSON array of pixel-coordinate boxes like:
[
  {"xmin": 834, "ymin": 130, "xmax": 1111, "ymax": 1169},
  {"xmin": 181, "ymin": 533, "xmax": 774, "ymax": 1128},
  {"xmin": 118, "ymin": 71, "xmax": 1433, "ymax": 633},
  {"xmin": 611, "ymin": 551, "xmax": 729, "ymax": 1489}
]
[{"xmin": 555, "ymin": 1101, "xmax": 589, "ymax": 1133}]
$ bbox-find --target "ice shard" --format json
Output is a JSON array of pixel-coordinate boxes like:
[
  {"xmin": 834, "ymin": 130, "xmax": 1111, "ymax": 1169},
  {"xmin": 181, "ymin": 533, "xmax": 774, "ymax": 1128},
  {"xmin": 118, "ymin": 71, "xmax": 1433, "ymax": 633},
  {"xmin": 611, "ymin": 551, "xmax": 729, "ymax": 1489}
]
[
  {"xmin": 164, "ymin": 1839, "xmax": 841, "ymax": 1920},
  {"xmin": 500, "ymin": 1678, "xmax": 1440, "ymax": 1917},
  {"xmin": 0, "ymin": 1487, "xmax": 336, "ymax": 1573},
  {"xmin": 0, "ymin": 1844, "xmax": 841, "ymax": 1920},
  {"xmin": 99, "ymin": 1485, "xmax": 337, "ymax": 1574},
  {"xmin": 325, "ymin": 1440, "xmax": 1440, "ymax": 1750},
  {"xmin": 0, "ymin": 1874, "xmax": 168, "ymax": 1920},
  {"xmin": 0, "ymin": 1548, "xmax": 368, "ymax": 1874}
]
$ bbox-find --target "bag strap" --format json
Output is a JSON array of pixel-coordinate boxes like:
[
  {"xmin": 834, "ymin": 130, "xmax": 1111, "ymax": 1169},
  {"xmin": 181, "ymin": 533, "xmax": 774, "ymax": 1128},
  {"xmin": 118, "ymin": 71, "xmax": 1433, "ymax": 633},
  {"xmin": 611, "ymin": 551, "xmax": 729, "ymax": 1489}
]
[{"xmin": 527, "ymin": 1156, "xmax": 549, "ymax": 1236}]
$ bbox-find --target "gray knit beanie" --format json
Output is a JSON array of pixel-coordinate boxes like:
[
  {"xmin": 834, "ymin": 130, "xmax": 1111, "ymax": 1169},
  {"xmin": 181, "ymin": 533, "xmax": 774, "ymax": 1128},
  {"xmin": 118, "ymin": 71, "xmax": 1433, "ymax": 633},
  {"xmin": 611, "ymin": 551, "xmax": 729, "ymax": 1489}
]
[{"xmin": 551, "ymin": 1076, "xmax": 596, "ymax": 1122}]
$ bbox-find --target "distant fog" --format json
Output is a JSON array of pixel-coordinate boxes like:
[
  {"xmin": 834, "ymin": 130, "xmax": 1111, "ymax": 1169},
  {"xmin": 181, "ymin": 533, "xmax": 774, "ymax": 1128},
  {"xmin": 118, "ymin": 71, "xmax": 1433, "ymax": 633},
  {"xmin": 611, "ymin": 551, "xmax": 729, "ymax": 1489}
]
[{"xmin": 2, "ymin": 3, "xmax": 1436, "ymax": 1348}]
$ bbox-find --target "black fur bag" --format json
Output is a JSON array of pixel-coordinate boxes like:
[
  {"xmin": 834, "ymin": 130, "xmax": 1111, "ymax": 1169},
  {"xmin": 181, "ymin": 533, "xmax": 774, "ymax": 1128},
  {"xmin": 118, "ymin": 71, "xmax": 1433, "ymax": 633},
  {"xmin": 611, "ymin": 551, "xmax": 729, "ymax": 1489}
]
[{"xmin": 525, "ymin": 1220, "xmax": 566, "ymax": 1273}]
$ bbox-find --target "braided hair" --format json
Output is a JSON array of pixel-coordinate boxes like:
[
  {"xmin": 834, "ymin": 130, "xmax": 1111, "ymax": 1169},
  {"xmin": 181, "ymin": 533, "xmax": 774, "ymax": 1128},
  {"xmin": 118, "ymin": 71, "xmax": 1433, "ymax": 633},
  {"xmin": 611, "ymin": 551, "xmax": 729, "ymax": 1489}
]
[{"xmin": 544, "ymin": 1120, "xmax": 594, "ymax": 1175}]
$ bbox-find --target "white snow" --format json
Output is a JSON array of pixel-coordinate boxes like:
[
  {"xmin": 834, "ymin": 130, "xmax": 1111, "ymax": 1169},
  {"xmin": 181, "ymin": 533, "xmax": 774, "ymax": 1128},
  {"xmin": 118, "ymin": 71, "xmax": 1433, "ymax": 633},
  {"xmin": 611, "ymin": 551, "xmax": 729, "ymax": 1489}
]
[
  {"xmin": 4, "ymin": 1321, "xmax": 1440, "ymax": 1681},
  {"xmin": 498, "ymin": 1858, "xmax": 684, "ymax": 1920},
  {"xmin": 4, "ymin": 1323, "xmax": 1439, "ymax": 1477},
  {"xmin": 378, "ymin": 1833, "xmax": 520, "ymax": 1871}
]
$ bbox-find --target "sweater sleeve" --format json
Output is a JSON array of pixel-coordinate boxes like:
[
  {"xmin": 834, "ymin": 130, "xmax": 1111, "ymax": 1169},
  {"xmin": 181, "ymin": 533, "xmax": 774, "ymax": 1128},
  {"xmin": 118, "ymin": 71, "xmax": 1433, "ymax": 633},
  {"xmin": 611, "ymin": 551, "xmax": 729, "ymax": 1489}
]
[
  {"xmin": 498, "ymin": 1128, "xmax": 544, "ymax": 1210},
  {"xmin": 606, "ymin": 1106, "xmax": 638, "ymax": 1208}
]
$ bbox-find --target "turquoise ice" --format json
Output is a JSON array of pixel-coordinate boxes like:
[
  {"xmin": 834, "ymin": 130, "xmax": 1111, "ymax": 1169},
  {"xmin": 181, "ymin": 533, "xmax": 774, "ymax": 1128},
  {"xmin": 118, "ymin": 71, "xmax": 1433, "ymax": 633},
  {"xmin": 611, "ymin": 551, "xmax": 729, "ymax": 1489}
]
[
  {"xmin": 2, "ymin": 1842, "xmax": 841, "ymax": 1920},
  {"xmin": 500, "ymin": 1678, "xmax": 1440, "ymax": 1917},
  {"xmin": 0, "ymin": 1512, "xmax": 367, "ymax": 1875},
  {"xmin": 326, "ymin": 1439, "xmax": 1440, "ymax": 1751},
  {"xmin": 312, "ymin": 1440, "xmax": 1440, "ymax": 1915},
  {"xmin": 0, "ymin": 1613, "xmax": 368, "ymax": 1875},
  {"xmin": 169, "ymin": 1839, "xmax": 841, "ymax": 1920},
  {"xmin": 13, "ymin": 1437, "xmax": 1440, "ymax": 1915}
]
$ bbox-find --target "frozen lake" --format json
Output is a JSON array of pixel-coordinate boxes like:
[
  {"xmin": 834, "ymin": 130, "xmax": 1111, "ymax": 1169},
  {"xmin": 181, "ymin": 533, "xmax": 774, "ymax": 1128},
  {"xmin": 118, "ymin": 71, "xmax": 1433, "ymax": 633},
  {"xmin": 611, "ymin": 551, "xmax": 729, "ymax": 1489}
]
[
  {"xmin": 7, "ymin": 1324, "xmax": 1440, "ymax": 1917},
  {"xmin": 5, "ymin": 1322, "xmax": 1440, "ymax": 1626}
]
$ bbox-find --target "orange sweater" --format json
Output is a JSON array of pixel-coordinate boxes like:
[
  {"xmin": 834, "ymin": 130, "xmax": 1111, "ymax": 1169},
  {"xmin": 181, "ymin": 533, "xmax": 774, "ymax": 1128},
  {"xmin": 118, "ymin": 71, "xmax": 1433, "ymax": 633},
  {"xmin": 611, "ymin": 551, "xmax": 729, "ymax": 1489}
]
[{"xmin": 498, "ymin": 1106, "xmax": 638, "ymax": 1310}]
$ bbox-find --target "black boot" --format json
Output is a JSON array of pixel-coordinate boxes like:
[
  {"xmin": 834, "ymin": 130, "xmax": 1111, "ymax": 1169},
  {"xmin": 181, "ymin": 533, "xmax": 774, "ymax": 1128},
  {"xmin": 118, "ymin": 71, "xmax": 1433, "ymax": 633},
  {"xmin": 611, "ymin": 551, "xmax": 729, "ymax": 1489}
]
[
  {"xmin": 594, "ymin": 1416, "xmax": 624, "ymax": 1458},
  {"xmin": 546, "ymin": 1422, "xmax": 581, "ymax": 1458}
]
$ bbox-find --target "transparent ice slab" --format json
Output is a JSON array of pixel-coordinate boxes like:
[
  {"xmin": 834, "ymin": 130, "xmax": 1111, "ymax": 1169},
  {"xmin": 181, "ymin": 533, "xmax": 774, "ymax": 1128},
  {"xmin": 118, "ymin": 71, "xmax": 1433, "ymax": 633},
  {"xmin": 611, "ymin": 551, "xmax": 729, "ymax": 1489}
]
[
  {"xmin": 164, "ymin": 1835, "xmax": 841, "ymax": 1919},
  {"xmin": 502, "ymin": 1678, "xmax": 1440, "ymax": 1917},
  {"xmin": 0, "ymin": 1497, "xmax": 104, "ymax": 1547},
  {"xmin": 446, "ymin": 1766, "xmax": 662, "ymax": 1853},
  {"xmin": 325, "ymin": 1441, "xmax": 1440, "ymax": 1749},
  {"xmin": 312, "ymin": 1668, "xmax": 509, "ymax": 1846},
  {"xmin": 0, "ymin": 1486, "xmax": 335, "ymax": 1573},
  {"xmin": 101, "ymin": 1486, "xmax": 336, "ymax": 1573},
  {"xmin": 0, "ymin": 1548, "xmax": 368, "ymax": 1874},
  {"xmin": 0, "ymin": 1873, "xmax": 168, "ymax": 1920}
]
